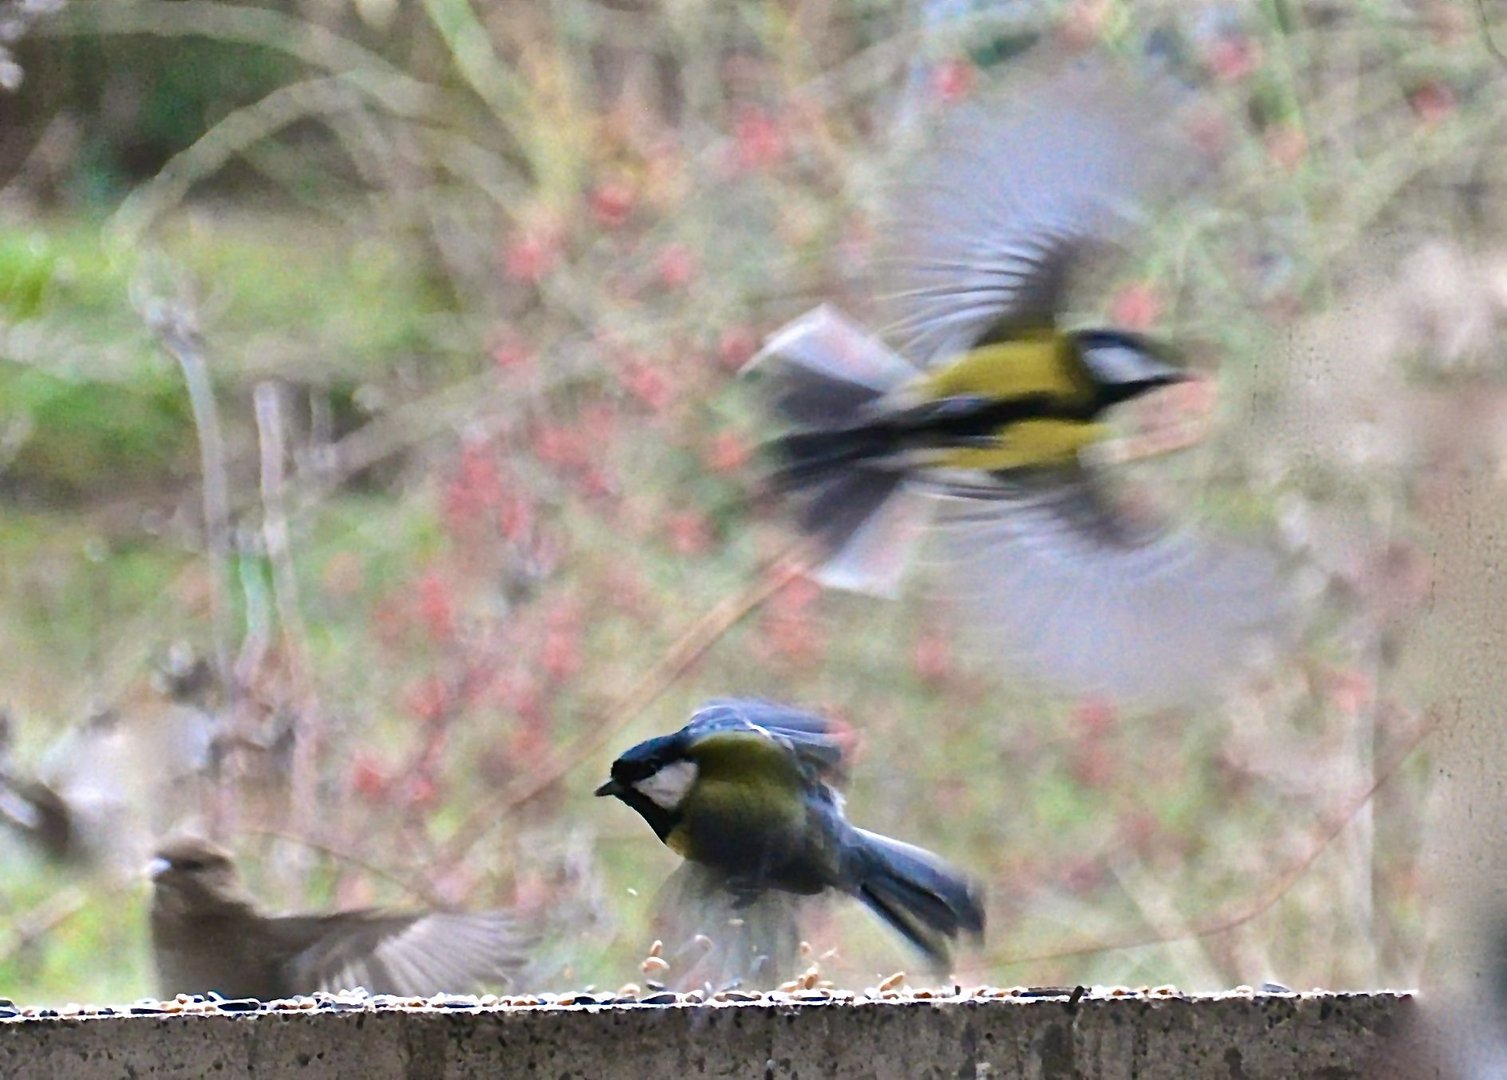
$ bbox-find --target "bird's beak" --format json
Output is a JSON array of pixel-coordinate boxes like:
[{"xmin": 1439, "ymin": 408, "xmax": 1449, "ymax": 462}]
[
  {"xmin": 594, "ymin": 778, "xmax": 624, "ymax": 798},
  {"xmin": 1141, "ymin": 357, "xmax": 1189, "ymax": 387},
  {"xmin": 146, "ymin": 856, "xmax": 171, "ymax": 880}
]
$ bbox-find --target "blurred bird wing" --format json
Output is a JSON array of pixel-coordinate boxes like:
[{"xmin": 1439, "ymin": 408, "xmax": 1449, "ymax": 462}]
[
  {"xmin": 0, "ymin": 777, "xmax": 47, "ymax": 832},
  {"xmin": 882, "ymin": 59, "xmax": 1194, "ymax": 365},
  {"xmin": 0, "ymin": 773, "xmax": 76, "ymax": 862},
  {"xmin": 281, "ymin": 909, "xmax": 530, "ymax": 997},
  {"xmin": 930, "ymin": 470, "xmax": 1294, "ymax": 709},
  {"xmin": 650, "ymin": 860, "xmax": 806, "ymax": 992},
  {"xmin": 687, "ymin": 700, "xmax": 848, "ymax": 779},
  {"xmin": 813, "ymin": 478, "xmax": 938, "ymax": 598},
  {"xmin": 25, "ymin": 702, "xmax": 218, "ymax": 872},
  {"xmin": 747, "ymin": 306, "xmax": 919, "ymax": 424}
]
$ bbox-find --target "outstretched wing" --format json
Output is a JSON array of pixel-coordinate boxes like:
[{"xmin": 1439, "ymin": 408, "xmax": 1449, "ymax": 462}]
[
  {"xmin": 930, "ymin": 469, "xmax": 1294, "ymax": 709},
  {"xmin": 882, "ymin": 57, "xmax": 1194, "ymax": 365},
  {"xmin": 277, "ymin": 909, "xmax": 531, "ymax": 997},
  {"xmin": 686, "ymin": 699, "xmax": 851, "ymax": 781}
]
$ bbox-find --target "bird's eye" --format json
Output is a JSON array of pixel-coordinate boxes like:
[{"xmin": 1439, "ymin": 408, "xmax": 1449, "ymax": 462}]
[{"xmin": 177, "ymin": 859, "xmax": 205, "ymax": 872}]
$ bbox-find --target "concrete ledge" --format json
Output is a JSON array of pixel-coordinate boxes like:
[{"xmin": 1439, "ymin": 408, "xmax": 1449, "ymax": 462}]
[{"xmin": 0, "ymin": 988, "xmax": 1412, "ymax": 1079}]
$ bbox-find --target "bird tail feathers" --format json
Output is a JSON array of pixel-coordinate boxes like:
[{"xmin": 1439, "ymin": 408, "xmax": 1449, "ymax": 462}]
[
  {"xmin": 846, "ymin": 827, "xmax": 984, "ymax": 971},
  {"xmin": 747, "ymin": 307, "xmax": 934, "ymax": 596}
]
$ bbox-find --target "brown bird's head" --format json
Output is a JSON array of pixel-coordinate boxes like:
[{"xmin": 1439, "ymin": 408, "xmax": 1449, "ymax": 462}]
[{"xmin": 148, "ymin": 837, "xmax": 252, "ymax": 918}]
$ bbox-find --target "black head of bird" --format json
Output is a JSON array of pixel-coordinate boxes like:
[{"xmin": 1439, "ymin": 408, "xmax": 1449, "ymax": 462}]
[
  {"xmin": 745, "ymin": 54, "xmax": 1296, "ymax": 710},
  {"xmin": 592, "ymin": 730, "xmax": 696, "ymax": 849},
  {"xmin": 147, "ymin": 836, "xmax": 531, "ymax": 1001},
  {"xmin": 1073, "ymin": 330, "xmax": 1186, "ymax": 409},
  {"xmin": 597, "ymin": 699, "xmax": 984, "ymax": 972}
]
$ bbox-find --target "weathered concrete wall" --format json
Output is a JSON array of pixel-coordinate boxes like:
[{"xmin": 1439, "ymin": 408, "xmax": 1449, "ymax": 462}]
[{"xmin": 0, "ymin": 989, "xmax": 1411, "ymax": 1079}]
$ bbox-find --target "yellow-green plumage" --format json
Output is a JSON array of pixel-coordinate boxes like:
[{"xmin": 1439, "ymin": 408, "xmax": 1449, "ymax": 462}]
[
  {"xmin": 746, "ymin": 54, "xmax": 1297, "ymax": 709},
  {"xmin": 916, "ymin": 333, "xmax": 1090, "ymax": 402},
  {"xmin": 938, "ymin": 416, "xmax": 1108, "ymax": 471},
  {"xmin": 663, "ymin": 732, "xmax": 807, "ymax": 856},
  {"xmin": 597, "ymin": 700, "xmax": 987, "ymax": 978},
  {"xmin": 667, "ymin": 731, "xmax": 811, "ymax": 864},
  {"xmin": 909, "ymin": 335, "xmax": 1106, "ymax": 470}
]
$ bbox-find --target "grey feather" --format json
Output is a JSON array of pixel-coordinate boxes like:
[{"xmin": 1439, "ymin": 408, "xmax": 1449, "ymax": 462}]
[
  {"xmin": 881, "ymin": 59, "xmax": 1194, "ymax": 364},
  {"xmin": 649, "ymin": 861, "xmax": 805, "ymax": 993},
  {"xmin": 929, "ymin": 470, "xmax": 1293, "ymax": 708},
  {"xmin": 286, "ymin": 909, "xmax": 531, "ymax": 997},
  {"xmin": 687, "ymin": 699, "xmax": 849, "ymax": 779}
]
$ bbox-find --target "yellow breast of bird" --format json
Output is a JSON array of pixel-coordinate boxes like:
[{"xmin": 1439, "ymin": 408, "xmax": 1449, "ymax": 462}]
[
  {"xmin": 936, "ymin": 419, "xmax": 1109, "ymax": 470},
  {"xmin": 917, "ymin": 333, "xmax": 1093, "ymax": 401},
  {"xmin": 916, "ymin": 334, "xmax": 1104, "ymax": 470},
  {"xmin": 665, "ymin": 763, "xmax": 807, "ymax": 865},
  {"xmin": 665, "ymin": 825, "xmax": 693, "ymax": 859}
]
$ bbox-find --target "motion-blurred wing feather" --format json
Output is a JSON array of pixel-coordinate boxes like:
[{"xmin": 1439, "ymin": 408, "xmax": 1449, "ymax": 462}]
[
  {"xmin": 687, "ymin": 699, "xmax": 848, "ymax": 777},
  {"xmin": 283, "ymin": 910, "xmax": 529, "ymax": 997},
  {"xmin": 932, "ymin": 471, "xmax": 1292, "ymax": 708},
  {"xmin": 813, "ymin": 478, "xmax": 938, "ymax": 597},
  {"xmin": 650, "ymin": 860, "xmax": 805, "ymax": 993},
  {"xmin": 748, "ymin": 306, "xmax": 918, "ymax": 424},
  {"xmin": 883, "ymin": 60, "xmax": 1192, "ymax": 365}
]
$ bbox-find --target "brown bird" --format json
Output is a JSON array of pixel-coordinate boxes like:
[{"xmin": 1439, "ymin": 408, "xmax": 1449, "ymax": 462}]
[{"xmin": 148, "ymin": 837, "xmax": 531, "ymax": 1000}]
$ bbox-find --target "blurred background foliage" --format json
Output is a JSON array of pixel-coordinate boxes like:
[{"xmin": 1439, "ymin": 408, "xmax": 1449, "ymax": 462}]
[{"xmin": 0, "ymin": 0, "xmax": 1504, "ymax": 1006}]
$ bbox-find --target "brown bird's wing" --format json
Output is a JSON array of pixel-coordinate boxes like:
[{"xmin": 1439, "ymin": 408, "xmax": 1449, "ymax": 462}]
[
  {"xmin": 881, "ymin": 58, "xmax": 1193, "ymax": 365},
  {"xmin": 929, "ymin": 468, "xmax": 1294, "ymax": 709},
  {"xmin": 273, "ymin": 909, "xmax": 531, "ymax": 997}
]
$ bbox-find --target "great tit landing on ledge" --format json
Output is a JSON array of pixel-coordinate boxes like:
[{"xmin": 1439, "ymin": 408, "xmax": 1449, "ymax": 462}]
[
  {"xmin": 746, "ymin": 56, "xmax": 1294, "ymax": 710},
  {"xmin": 596, "ymin": 699, "xmax": 985, "ymax": 976}
]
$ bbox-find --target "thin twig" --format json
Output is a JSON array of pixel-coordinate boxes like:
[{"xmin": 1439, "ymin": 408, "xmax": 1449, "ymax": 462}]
[
  {"xmin": 1479, "ymin": 0, "xmax": 1507, "ymax": 66},
  {"xmin": 996, "ymin": 712, "xmax": 1437, "ymax": 967},
  {"xmin": 242, "ymin": 826, "xmax": 448, "ymax": 909},
  {"xmin": 0, "ymin": 885, "xmax": 95, "ymax": 966},
  {"xmin": 254, "ymin": 383, "xmax": 323, "ymax": 840},
  {"xmin": 144, "ymin": 302, "xmax": 237, "ymax": 715},
  {"xmin": 1107, "ymin": 856, "xmax": 1227, "ymax": 988},
  {"xmin": 437, "ymin": 542, "xmax": 818, "ymax": 869},
  {"xmin": 40, "ymin": 1, "xmax": 443, "ymax": 115},
  {"xmin": 109, "ymin": 77, "xmax": 379, "ymax": 246}
]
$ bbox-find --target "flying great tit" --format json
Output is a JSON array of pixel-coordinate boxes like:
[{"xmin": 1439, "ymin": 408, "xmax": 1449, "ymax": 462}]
[
  {"xmin": 747, "ymin": 57, "xmax": 1292, "ymax": 709},
  {"xmin": 595, "ymin": 699, "xmax": 985, "ymax": 975}
]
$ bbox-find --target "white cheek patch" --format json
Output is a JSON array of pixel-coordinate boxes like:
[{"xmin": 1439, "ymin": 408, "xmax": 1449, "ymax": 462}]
[
  {"xmin": 633, "ymin": 760, "xmax": 699, "ymax": 810},
  {"xmin": 1083, "ymin": 343, "xmax": 1145, "ymax": 384}
]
